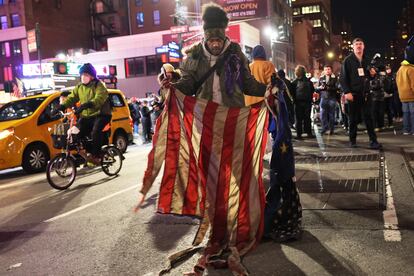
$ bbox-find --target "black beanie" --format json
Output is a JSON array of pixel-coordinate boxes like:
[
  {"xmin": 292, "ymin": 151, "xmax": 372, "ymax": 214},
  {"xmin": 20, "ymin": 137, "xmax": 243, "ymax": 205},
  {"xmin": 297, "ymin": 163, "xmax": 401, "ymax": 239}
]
[{"xmin": 202, "ymin": 3, "xmax": 228, "ymax": 40}]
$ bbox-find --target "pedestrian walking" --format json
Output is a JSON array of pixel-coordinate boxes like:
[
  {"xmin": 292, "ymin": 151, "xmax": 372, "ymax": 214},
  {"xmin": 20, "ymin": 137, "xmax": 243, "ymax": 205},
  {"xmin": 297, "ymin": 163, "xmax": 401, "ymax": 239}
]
[
  {"xmin": 316, "ymin": 65, "xmax": 339, "ymax": 135},
  {"xmin": 291, "ymin": 65, "xmax": 315, "ymax": 139},
  {"xmin": 246, "ymin": 44, "xmax": 276, "ymax": 105},
  {"xmin": 150, "ymin": 101, "xmax": 162, "ymax": 132},
  {"xmin": 396, "ymin": 35, "xmax": 414, "ymax": 135},
  {"xmin": 366, "ymin": 66, "xmax": 385, "ymax": 131},
  {"xmin": 140, "ymin": 100, "xmax": 152, "ymax": 143},
  {"xmin": 384, "ymin": 65, "xmax": 396, "ymax": 127},
  {"xmin": 339, "ymin": 38, "xmax": 381, "ymax": 149}
]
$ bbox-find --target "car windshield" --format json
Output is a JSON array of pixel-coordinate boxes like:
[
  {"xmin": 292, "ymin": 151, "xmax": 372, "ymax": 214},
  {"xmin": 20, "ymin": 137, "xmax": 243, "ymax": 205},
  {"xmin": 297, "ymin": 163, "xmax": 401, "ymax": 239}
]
[{"xmin": 0, "ymin": 97, "xmax": 47, "ymax": 122}]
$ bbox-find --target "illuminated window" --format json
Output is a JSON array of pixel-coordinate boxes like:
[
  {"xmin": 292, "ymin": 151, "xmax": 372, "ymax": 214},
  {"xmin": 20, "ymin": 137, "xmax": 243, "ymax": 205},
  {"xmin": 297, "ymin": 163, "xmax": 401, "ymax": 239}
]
[
  {"xmin": 11, "ymin": 13, "xmax": 20, "ymax": 27},
  {"xmin": 153, "ymin": 10, "xmax": 160, "ymax": 25},
  {"xmin": 310, "ymin": 19, "xmax": 321, "ymax": 27},
  {"xmin": 12, "ymin": 40, "xmax": 21, "ymax": 56},
  {"xmin": 135, "ymin": 0, "xmax": 142, "ymax": 6},
  {"xmin": 293, "ymin": 8, "xmax": 300, "ymax": 15},
  {"xmin": 4, "ymin": 42, "xmax": 10, "ymax": 57},
  {"xmin": 125, "ymin": 57, "xmax": 145, "ymax": 77},
  {"xmin": 302, "ymin": 5, "xmax": 320, "ymax": 14},
  {"xmin": 136, "ymin": 12, "xmax": 144, "ymax": 28},
  {"xmin": 1, "ymin": 15, "xmax": 8, "ymax": 29}
]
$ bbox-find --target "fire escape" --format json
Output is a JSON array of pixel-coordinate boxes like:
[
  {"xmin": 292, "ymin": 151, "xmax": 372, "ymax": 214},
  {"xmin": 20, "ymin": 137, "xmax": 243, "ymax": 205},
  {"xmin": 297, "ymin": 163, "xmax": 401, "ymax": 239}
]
[{"xmin": 90, "ymin": 0, "xmax": 120, "ymax": 51}]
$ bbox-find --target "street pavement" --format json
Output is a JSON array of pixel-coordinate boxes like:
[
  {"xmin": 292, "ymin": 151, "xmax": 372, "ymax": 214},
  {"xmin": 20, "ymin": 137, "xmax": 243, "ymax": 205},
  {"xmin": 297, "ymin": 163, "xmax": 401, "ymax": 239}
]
[{"xmin": 1, "ymin": 125, "xmax": 414, "ymax": 276}]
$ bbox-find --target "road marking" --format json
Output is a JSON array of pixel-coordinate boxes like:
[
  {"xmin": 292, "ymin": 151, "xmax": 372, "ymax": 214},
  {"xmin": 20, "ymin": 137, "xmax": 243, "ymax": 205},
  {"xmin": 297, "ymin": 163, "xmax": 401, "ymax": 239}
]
[
  {"xmin": 382, "ymin": 160, "xmax": 401, "ymax": 242},
  {"xmin": 0, "ymin": 174, "xmax": 46, "ymax": 190},
  {"xmin": 44, "ymin": 184, "xmax": 139, "ymax": 223}
]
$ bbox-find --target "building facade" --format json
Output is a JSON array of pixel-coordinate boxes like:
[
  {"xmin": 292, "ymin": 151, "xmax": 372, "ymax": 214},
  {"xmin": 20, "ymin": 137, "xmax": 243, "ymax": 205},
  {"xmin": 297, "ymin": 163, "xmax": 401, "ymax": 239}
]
[
  {"xmin": 293, "ymin": 19, "xmax": 313, "ymax": 71},
  {"xmin": 91, "ymin": 0, "xmax": 130, "ymax": 51},
  {"xmin": 292, "ymin": 0, "xmax": 332, "ymax": 69},
  {"xmin": 0, "ymin": 0, "xmax": 92, "ymax": 89}
]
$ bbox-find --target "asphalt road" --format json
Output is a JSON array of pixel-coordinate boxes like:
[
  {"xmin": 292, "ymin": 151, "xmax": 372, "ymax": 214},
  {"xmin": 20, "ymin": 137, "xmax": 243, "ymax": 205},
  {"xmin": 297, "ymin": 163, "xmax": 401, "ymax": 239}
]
[{"xmin": 1, "ymin": 130, "xmax": 414, "ymax": 276}]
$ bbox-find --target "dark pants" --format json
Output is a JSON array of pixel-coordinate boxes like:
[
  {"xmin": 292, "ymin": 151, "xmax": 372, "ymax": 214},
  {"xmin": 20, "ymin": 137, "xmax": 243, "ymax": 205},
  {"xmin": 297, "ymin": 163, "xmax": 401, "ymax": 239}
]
[
  {"xmin": 371, "ymin": 100, "xmax": 385, "ymax": 129},
  {"xmin": 141, "ymin": 118, "xmax": 152, "ymax": 142},
  {"xmin": 295, "ymin": 101, "xmax": 312, "ymax": 137},
  {"xmin": 348, "ymin": 97, "xmax": 377, "ymax": 144},
  {"xmin": 320, "ymin": 97, "xmax": 337, "ymax": 132},
  {"xmin": 384, "ymin": 97, "xmax": 394, "ymax": 126},
  {"xmin": 78, "ymin": 115, "xmax": 112, "ymax": 156}
]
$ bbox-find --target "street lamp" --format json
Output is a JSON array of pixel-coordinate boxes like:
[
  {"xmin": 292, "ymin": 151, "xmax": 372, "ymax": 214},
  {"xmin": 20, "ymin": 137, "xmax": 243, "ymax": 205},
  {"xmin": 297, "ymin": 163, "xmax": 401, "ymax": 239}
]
[{"xmin": 327, "ymin": 51, "xmax": 334, "ymax": 60}]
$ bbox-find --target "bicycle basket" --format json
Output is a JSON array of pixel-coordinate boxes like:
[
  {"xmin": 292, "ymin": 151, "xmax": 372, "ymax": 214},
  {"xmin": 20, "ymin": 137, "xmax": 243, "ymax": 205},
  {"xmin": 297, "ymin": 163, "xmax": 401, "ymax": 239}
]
[{"xmin": 51, "ymin": 123, "xmax": 70, "ymax": 149}]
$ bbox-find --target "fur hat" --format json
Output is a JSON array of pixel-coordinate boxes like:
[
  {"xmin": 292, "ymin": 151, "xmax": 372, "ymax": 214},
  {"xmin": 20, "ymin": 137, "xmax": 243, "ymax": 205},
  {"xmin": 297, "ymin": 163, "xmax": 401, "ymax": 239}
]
[
  {"xmin": 79, "ymin": 63, "xmax": 97, "ymax": 78},
  {"xmin": 405, "ymin": 35, "xmax": 414, "ymax": 64},
  {"xmin": 202, "ymin": 3, "xmax": 229, "ymax": 41}
]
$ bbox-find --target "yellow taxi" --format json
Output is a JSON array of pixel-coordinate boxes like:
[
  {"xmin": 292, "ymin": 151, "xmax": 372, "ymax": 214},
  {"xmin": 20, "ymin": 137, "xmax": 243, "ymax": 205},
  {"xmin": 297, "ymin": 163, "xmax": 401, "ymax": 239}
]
[{"xmin": 0, "ymin": 89, "xmax": 133, "ymax": 173}]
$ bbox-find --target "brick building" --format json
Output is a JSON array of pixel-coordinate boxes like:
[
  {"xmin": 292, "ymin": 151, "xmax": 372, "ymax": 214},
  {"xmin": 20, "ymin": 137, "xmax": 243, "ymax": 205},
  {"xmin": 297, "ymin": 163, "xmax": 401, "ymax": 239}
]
[{"xmin": 0, "ymin": 0, "xmax": 92, "ymax": 89}]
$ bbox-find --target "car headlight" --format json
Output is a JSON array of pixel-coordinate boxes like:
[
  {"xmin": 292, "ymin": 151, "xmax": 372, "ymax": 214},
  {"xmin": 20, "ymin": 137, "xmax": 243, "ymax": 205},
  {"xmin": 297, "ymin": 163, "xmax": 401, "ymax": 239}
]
[{"xmin": 0, "ymin": 128, "xmax": 14, "ymax": 140}]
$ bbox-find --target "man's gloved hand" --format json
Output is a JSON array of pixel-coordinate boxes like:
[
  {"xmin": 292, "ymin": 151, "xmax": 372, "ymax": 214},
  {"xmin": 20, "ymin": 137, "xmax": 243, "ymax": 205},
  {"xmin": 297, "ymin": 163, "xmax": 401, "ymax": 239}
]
[{"xmin": 75, "ymin": 102, "xmax": 94, "ymax": 115}]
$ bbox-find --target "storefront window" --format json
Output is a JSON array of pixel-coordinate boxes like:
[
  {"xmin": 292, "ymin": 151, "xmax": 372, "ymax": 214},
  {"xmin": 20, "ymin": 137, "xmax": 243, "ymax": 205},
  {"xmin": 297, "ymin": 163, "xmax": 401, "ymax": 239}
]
[
  {"xmin": 1, "ymin": 15, "xmax": 8, "ymax": 29},
  {"xmin": 136, "ymin": 12, "xmax": 144, "ymax": 28},
  {"xmin": 11, "ymin": 14, "xmax": 20, "ymax": 27}
]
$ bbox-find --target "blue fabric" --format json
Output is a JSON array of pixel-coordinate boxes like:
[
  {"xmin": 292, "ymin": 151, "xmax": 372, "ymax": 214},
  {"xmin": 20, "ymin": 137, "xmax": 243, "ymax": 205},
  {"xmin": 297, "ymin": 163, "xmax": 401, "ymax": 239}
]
[
  {"xmin": 405, "ymin": 35, "xmax": 414, "ymax": 64},
  {"xmin": 277, "ymin": 69, "xmax": 286, "ymax": 79},
  {"xmin": 264, "ymin": 87, "xmax": 300, "ymax": 237},
  {"xmin": 320, "ymin": 97, "xmax": 337, "ymax": 132},
  {"xmin": 402, "ymin": 102, "xmax": 414, "ymax": 134},
  {"xmin": 252, "ymin": 45, "xmax": 266, "ymax": 60}
]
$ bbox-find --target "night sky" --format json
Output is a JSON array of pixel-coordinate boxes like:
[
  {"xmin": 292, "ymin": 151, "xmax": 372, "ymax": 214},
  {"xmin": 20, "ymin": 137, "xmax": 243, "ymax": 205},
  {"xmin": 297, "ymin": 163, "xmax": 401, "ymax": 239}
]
[{"xmin": 331, "ymin": 0, "xmax": 405, "ymax": 56}]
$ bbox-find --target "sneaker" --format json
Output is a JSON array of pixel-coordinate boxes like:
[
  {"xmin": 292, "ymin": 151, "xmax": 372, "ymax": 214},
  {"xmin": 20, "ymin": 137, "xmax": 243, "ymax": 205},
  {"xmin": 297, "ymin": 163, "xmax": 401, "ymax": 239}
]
[
  {"xmin": 350, "ymin": 142, "xmax": 358, "ymax": 148},
  {"xmin": 329, "ymin": 130, "xmax": 334, "ymax": 135},
  {"xmin": 374, "ymin": 128, "xmax": 381, "ymax": 132},
  {"xmin": 369, "ymin": 141, "xmax": 382, "ymax": 150},
  {"xmin": 403, "ymin": 132, "xmax": 410, "ymax": 135},
  {"xmin": 307, "ymin": 133, "xmax": 315, "ymax": 138},
  {"xmin": 296, "ymin": 135, "xmax": 303, "ymax": 140}
]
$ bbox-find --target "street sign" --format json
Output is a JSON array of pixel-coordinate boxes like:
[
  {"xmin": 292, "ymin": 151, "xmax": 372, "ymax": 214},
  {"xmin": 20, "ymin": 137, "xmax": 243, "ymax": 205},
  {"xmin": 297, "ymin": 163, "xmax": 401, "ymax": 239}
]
[{"xmin": 27, "ymin": 29, "xmax": 37, "ymax": 53}]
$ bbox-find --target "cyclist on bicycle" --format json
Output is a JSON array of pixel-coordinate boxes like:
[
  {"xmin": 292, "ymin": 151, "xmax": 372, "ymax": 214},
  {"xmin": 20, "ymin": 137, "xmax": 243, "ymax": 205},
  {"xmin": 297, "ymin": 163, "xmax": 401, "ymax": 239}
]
[{"xmin": 58, "ymin": 63, "xmax": 112, "ymax": 164}]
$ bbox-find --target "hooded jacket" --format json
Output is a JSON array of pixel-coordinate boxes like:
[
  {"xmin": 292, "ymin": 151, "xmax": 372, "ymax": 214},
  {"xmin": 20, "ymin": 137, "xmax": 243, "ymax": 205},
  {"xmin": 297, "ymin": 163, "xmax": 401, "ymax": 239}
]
[
  {"xmin": 63, "ymin": 79, "xmax": 110, "ymax": 118},
  {"xmin": 396, "ymin": 60, "xmax": 414, "ymax": 103},
  {"xmin": 172, "ymin": 40, "xmax": 266, "ymax": 107}
]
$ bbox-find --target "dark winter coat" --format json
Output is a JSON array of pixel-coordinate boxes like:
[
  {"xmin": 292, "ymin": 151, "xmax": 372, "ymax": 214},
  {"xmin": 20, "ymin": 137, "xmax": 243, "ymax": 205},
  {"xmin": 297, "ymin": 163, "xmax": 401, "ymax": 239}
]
[
  {"xmin": 291, "ymin": 77, "xmax": 314, "ymax": 103},
  {"xmin": 340, "ymin": 53, "xmax": 370, "ymax": 97},
  {"xmin": 366, "ymin": 75, "xmax": 385, "ymax": 102},
  {"xmin": 172, "ymin": 40, "xmax": 266, "ymax": 107},
  {"xmin": 316, "ymin": 75, "xmax": 339, "ymax": 99}
]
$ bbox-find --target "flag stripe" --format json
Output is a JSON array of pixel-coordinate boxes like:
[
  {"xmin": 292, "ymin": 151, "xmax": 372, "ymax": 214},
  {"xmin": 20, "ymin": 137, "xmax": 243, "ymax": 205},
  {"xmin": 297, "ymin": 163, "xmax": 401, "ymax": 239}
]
[
  {"xmin": 159, "ymin": 93, "xmax": 181, "ymax": 213},
  {"xmin": 141, "ymin": 93, "xmax": 169, "ymax": 195},
  {"xmin": 248, "ymin": 108, "xmax": 267, "ymax": 240},
  {"xmin": 191, "ymin": 99, "xmax": 207, "ymax": 216},
  {"xmin": 237, "ymin": 106, "xmax": 261, "ymax": 245},
  {"xmin": 171, "ymin": 96, "xmax": 190, "ymax": 213},
  {"xmin": 227, "ymin": 108, "xmax": 249, "ymax": 245},
  {"xmin": 212, "ymin": 107, "xmax": 240, "ymax": 243},
  {"xmin": 205, "ymin": 104, "xmax": 227, "ymax": 243},
  {"xmin": 256, "ymin": 112, "xmax": 268, "ymax": 242},
  {"xmin": 182, "ymin": 96, "xmax": 199, "ymax": 215},
  {"xmin": 198, "ymin": 101, "xmax": 218, "ymax": 216}
]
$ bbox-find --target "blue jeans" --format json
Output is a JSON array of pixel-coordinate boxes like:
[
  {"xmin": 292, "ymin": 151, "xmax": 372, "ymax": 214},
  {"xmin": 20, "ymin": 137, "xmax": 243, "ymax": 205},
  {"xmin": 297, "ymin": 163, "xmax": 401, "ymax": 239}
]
[
  {"xmin": 402, "ymin": 102, "xmax": 414, "ymax": 134},
  {"xmin": 320, "ymin": 97, "xmax": 337, "ymax": 132}
]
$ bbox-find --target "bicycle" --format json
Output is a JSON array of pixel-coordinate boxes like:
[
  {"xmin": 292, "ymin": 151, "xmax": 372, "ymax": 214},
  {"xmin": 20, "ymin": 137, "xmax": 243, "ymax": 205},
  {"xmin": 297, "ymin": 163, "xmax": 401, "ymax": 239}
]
[{"xmin": 46, "ymin": 110, "xmax": 124, "ymax": 190}]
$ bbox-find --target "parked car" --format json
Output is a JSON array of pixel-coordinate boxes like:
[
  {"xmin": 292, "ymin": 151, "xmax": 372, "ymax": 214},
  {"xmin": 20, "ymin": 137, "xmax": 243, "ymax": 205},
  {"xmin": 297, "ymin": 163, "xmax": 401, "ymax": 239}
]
[{"xmin": 0, "ymin": 89, "xmax": 133, "ymax": 173}]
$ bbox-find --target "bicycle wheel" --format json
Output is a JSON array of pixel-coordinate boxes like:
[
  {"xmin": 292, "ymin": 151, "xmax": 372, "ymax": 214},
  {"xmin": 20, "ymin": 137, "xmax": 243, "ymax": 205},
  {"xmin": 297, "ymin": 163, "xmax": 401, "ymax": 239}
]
[
  {"xmin": 46, "ymin": 154, "xmax": 77, "ymax": 190},
  {"xmin": 101, "ymin": 146, "xmax": 123, "ymax": 176}
]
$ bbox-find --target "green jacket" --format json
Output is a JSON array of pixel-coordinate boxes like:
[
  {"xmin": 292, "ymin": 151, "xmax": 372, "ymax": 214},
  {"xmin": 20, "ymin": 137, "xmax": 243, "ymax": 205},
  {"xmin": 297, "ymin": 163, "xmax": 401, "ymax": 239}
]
[
  {"xmin": 63, "ymin": 80, "xmax": 110, "ymax": 118},
  {"xmin": 173, "ymin": 41, "xmax": 266, "ymax": 107}
]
